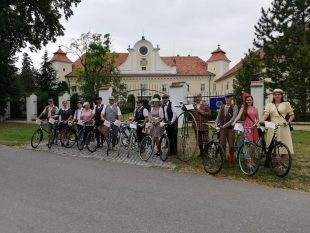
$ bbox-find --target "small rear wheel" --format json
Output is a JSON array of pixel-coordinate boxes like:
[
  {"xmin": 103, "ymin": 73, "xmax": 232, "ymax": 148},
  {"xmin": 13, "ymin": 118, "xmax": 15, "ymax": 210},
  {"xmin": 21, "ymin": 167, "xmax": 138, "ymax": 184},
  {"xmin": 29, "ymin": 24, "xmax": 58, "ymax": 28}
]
[
  {"xmin": 31, "ymin": 129, "xmax": 43, "ymax": 148},
  {"xmin": 202, "ymin": 141, "xmax": 224, "ymax": 175},
  {"xmin": 270, "ymin": 141, "xmax": 292, "ymax": 177},
  {"xmin": 159, "ymin": 135, "xmax": 170, "ymax": 161},
  {"xmin": 139, "ymin": 136, "xmax": 153, "ymax": 161}
]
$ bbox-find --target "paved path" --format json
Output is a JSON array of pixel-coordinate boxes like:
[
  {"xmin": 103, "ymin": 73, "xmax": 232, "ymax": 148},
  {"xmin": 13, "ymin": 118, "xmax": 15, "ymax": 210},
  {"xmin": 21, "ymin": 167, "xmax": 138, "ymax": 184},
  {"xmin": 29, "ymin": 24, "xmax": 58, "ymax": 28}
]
[{"xmin": 0, "ymin": 146, "xmax": 309, "ymax": 233}]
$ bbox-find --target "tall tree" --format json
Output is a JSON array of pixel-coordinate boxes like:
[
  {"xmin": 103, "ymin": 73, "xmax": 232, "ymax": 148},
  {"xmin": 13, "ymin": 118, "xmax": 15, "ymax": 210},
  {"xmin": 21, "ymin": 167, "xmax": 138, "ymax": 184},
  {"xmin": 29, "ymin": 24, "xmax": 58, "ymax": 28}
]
[
  {"xmin": 20, "ymin": 53, "xmax": 37, "ymax": 94},
  {"xmin": 233, "ymin": 50, "xmax": 263, "ymax": 106},
  {"xmin": 254, "ymin": 0, "xmax": 310, "ymax": 120},
  {"xmin": 38, "ymin": 51, "xmax": 57, "ymax": 96},
  {"xmin": 71, "ymin": 33, "xmax": 125, "ymax": 103},
  {"xmin": 0, "ymin": 0, "xmax": 81, "ymax": 118}
]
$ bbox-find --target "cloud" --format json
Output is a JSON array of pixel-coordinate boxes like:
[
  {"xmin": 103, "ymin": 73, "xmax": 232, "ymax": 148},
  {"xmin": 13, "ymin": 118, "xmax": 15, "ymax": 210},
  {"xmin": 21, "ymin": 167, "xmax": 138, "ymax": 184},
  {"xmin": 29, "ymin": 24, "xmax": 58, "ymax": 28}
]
[{"xmin": 17, "ymin": 0, "xmax": 273, "ymax": 69}]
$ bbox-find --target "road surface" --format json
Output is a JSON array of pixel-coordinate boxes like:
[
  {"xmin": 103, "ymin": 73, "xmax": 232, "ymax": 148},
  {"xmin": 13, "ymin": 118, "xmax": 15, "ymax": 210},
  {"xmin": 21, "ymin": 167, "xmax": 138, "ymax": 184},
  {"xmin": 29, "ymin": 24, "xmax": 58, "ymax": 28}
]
[{"xmin": 0, "ymin": 146, "xmax": 309, "ymax": 233}]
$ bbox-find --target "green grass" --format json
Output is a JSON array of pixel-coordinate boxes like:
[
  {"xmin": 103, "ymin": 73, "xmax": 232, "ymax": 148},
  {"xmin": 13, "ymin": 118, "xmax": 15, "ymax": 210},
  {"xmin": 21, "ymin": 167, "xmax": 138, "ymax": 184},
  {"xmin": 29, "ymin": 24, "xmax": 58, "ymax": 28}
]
[
  {"xmin": 0, "ymin": 122, "xmax": 309, "ymax": 191},
  {"xmin": 169, "ymin": 130, "xmax": 310, "ymax": 192},
  {"xmin": 0, "ymin": 122, "xmax": 38, "ymax": 146}
]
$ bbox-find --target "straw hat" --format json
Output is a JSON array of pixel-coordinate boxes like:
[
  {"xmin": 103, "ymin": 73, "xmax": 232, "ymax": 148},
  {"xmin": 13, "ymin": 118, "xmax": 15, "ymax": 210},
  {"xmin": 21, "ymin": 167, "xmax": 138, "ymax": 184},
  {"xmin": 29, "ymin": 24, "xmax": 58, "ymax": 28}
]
[{"xmin": 273, "ymin": 89, "xmax": 285, "ymax": 94}]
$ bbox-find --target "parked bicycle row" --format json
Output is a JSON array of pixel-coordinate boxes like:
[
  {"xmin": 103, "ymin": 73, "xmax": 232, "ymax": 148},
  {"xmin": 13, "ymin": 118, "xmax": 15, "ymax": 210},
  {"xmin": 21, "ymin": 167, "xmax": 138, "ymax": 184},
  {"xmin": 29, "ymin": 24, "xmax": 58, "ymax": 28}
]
[{"xmin": 31, "ymin": 88, "xmax": 294, "ymax": 177}]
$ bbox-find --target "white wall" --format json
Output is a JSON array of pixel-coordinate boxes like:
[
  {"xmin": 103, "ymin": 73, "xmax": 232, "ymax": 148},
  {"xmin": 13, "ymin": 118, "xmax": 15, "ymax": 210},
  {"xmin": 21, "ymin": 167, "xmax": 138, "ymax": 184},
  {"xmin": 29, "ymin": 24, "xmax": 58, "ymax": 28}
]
[{"xmin": 26, "ymin": 94, "xmax": 37, "ymax": 121}]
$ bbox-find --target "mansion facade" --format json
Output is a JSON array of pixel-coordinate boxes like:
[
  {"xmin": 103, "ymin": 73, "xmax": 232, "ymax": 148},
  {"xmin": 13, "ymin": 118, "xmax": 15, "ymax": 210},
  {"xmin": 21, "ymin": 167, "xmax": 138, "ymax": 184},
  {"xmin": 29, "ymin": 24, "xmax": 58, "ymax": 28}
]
[{"xmin": 50, "ymin": 37, "xmax": 235, "ymax": 98}]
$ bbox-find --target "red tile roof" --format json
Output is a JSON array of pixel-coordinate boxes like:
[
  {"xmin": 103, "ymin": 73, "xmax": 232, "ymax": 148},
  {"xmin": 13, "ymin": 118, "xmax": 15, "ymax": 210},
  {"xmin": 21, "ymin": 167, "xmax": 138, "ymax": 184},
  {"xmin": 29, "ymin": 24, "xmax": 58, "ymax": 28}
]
[
  {"xmin": 50, "ymin": 47, "xmax": 72, "ymax": 63},
  {"xmin": 161, "ymin": 56, "xmax": 213, "ymax": 76},
  {"xmin": 68, "ymin": 53, "xmax": 214, "ymax": 77},
  {"xmin": 207, "ymin": 46, "xmax": 230, "ymax": 62}
]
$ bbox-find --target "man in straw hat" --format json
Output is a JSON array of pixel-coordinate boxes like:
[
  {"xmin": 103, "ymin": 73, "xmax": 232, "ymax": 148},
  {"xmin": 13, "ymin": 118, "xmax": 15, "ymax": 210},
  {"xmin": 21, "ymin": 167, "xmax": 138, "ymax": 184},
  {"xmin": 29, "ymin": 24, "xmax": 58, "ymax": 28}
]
[
  {"xmin": 159, "ymin": 94, "xmax": 178, "ymax": 155},
  {"xmin": 192, "ymin": 94, "xmax": 211, "ymax": 156},
  {"xmin": 215, "ymin": 93, "xmax": 238, "ymax": 165}
]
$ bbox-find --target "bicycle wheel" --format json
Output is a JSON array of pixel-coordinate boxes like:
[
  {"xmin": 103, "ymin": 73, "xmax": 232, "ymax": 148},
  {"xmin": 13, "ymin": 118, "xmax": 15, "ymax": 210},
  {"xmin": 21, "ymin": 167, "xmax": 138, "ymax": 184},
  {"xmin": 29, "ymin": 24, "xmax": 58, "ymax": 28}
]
[
  {"xmin": 86, "ymin": 131, "xmax": 97, "ymax": 153},
  {"xmin": 127, "ymin": 131, "xmax": 138, "ymax": 158},
  {"xmin": 238, "ymin": 141, "xmax": 261, "ymax": 176},
  {"xmin": 202, "ymin": 141, "xmax": 224, "ymax": 175},
  {"xmin": 77, "ymin": 130, "xmax": 85, "ymax": 150},
  {"xmin": 31, "ymin": 129, "xmax": 43, "ymax": 148},
  {"xmin": 177, "ymin": 111, "xmax": 198, "ymax": 162},
  {"xmin": 120, "ymin": 127, "xmax": 131, "ymax": 147},
  {"xmin": 60, "ymin": 128, "xmax": 77, "ymax": 148},
  {"xmin": 107, "ymin": 130, "xmax": 119, "ymax": 156},
  {"xmin": 47, "ymin": 130, "xmax": 54, "ymax": 149},
  {"xmin": 270, "ymin": 141, "xmax": 292, "ymax": 177},
  {"xmin": 159, "ymin": 134, "xmax": 170, "ymax": 161},
  {"xmin": 139, "ymin": 135, "xmax": 153, "ymax": 161}
]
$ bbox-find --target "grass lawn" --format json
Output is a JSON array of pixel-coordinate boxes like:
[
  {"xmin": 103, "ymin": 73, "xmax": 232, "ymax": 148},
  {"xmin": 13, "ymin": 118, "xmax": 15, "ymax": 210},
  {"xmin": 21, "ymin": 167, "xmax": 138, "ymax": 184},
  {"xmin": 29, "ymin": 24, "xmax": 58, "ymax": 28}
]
[
  {"xmin": 169, "ymin": 130, "xmax": 310, "ymax": 192},
  {"xmin": 0, "ymin": 122, "xmax": 309, "ymax": 191}
]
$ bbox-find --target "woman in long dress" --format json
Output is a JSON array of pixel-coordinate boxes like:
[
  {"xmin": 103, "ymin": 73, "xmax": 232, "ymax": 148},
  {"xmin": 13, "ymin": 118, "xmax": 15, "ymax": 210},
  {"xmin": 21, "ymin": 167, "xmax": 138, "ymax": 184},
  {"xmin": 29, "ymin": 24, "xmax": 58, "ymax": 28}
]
[
  {"xmin": 150, "ymin": 98, "xmax": 162, "ymax": 156},
  {"xmin": 263, "ymin": 89, "xmax": 295, "ymax": 154},
  {"xmin": 233, "ymin": 93, "xmax": 259, "ymax": 142}
]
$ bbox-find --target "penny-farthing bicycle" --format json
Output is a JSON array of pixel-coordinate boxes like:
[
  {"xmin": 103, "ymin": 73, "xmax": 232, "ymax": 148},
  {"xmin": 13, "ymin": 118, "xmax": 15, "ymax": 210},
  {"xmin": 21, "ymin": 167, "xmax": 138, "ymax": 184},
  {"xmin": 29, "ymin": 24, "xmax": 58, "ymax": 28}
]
[{"xmin": 176, "ymin": 103, "xmax": 198, "ymax": 162}]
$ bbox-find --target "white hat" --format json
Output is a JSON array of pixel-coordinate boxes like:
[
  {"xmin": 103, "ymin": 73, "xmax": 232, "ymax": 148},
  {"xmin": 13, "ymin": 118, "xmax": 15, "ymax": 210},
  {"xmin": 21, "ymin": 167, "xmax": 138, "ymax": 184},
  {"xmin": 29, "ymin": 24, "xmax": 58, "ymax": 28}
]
[
  {"xmin": 151, "ymin": 98, "xmax": 160, "ymax": 102},
  {"xmin": 83, "ymin": 101, "xmax": 90, "ymax": 107},
  {"xmin": 273, "ymin": 89, "xmax": 284, "ymax": 94}
]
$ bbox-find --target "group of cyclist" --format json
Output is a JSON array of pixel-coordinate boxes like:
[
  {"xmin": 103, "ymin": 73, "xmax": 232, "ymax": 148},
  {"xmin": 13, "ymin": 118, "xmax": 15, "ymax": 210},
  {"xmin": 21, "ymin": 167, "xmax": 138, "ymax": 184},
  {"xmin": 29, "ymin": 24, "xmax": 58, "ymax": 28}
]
[{"xmin": 37, "ymin": 87, "xmax": 295, "ymax": 171}]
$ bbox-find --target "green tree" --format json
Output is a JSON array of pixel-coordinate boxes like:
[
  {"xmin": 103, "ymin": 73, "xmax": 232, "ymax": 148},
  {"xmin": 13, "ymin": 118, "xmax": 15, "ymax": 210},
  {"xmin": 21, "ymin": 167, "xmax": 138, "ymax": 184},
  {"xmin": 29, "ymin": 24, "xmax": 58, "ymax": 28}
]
[
  {"xmin": 0, "ymin": 0, "xmax": 81, "ymax": 118},
  {"xmin": 20, "ymin": 53, "xmax": 37, "ymax": 95},
  {"xmin": 56, "ymin": 81, "xmax": 70, "ymax": 95},
  {"xmin": 254, "ymin": 0, "xmax": 310, "ymax": 120},
  {"xmin": 127, "ymin": 94, "xmax": 136, "ymax": 113},
  {"xmin": 233, "ymin": 50, "xmax": 263, "ymax": 106},
  {"xmin": 37, "ymin": 51, "xmax": 57, "ymax": 96},
  {"xmin": 71, "ymin": 33, "xmax": 124, "ymax": 103}
]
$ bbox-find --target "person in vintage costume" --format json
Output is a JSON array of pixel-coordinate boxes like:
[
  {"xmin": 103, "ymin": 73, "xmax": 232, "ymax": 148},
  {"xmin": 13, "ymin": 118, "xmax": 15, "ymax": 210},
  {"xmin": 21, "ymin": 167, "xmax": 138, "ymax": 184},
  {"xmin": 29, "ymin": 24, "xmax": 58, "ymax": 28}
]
[
  {"xmin": 233, "ymin": 93, "xmax": 259, "ymax": 142},
  {"xmin": 159, "ymin": 94, "xmax": 178, "ymax": 155},
  {"xmin": 263, "ymin": 89, "xmax": 294, "ymax": 154},
  {"xmin": 149, "ymin": 98, "xmax": 162, "ymax": 155},
  {"xmin": 192, "ymin": 94, "xmax": 211, "ymax": 156},
  {"xmin": 215, "ymin": 93, "xmax": 238, "ymax": 164},
  {"xmin": 133, "ymin": 99, "xmax": 149, "ymax": 143}
]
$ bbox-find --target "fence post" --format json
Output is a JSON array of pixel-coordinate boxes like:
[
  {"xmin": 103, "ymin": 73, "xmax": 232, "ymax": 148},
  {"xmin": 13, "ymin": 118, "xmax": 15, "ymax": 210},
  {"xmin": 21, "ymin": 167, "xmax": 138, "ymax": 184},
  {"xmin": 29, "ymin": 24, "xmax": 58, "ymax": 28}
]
[
  {"xmin": 26, "ymin": 94, "xmax": 37, "ymax": 122},
  {"xmin": 250, "ymin": 81, "xmax": 264, "ymax": 120},
  {"xmin": 4, "ymin": 101, "xmax": 10, "ymax": 120},
  {"xmin": 98, "ymin": 84, "xmax": 112, "ymax": 105}
]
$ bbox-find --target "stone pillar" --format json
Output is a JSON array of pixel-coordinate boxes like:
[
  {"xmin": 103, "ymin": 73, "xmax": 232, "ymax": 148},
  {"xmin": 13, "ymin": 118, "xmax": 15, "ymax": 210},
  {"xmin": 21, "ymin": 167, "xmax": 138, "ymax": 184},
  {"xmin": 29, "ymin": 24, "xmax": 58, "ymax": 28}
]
[
  {"xmin": 4, "ymin": 101, "xmax": 10, "ymax": 119},
  {"xmin": 250, "ymin": 81, "xmax": 264, "ymax": 120},
  {"xmin": 168, "ymin": 82, "xmax": 188, "ymax": 128},
  {"xmin": 26, "ymin": 94, "xmax": 37, "ymax": 122},
  {"xmin": 58, "ymin": 92, "xmax": 71, "ymax": 109},
  {"xmin": 98, "ymin": 84, "xmax": 113, "ymax": 105}
]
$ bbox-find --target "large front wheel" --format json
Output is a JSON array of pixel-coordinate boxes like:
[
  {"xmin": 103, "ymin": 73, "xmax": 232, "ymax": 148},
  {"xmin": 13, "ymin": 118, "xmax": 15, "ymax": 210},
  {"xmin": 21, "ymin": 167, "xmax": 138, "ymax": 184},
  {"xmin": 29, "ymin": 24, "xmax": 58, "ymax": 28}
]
[
  {"xmin": 31, "ymin": 129, "xmax": 43, "ymax": 149},
  {"xmin": 86, "ymin": 131, "xmax": 97, "ymax": 153},
  {"xmin": 159, "ymin": 135, "xmax": 170, "ymax": 161},
  {"xmin": 60, "ymin": 128, "xmax": 77, "ymax": 148},
  {"xmin": 202, "ymin": 141, "xmax": 224, "ymax": 175},
  {"xmin": 177, "ymin": 111, "xmax": 198, "ymax": 162},
  {"xmin": 270, "ymin": 141, "xmax": 292, "ymax": 177},
  {"xmin": 237, "ymin": 141, "xmax": 261, "ymax": 176}
]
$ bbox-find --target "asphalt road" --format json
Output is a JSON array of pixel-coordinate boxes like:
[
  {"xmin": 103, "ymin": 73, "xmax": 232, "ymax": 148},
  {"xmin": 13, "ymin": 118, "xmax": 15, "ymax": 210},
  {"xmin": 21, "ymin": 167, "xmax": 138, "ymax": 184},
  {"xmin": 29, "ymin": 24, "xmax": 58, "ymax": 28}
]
[{"xmin": 0, "ymin": 146, "xmax": 309, "ymax": 233}]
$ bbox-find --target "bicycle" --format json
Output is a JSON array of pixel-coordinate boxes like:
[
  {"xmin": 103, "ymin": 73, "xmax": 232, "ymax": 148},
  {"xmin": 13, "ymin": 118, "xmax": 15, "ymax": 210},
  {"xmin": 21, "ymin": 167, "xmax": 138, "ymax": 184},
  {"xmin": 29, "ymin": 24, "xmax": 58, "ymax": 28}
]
[
  {"xmin": 238, "ymin": 122, "xmax": 292, "ymax": 177},
  {"xmin": 106, "ymin": 120, "xmax": 122, "ymax": 156},
  {"xmin": 31, "ymin": 119, "xmax": 50, "ymax": 148},
  {"xmin": 176, "ymin": 102, "xmax": 198, "ymax": 162},
  {"xmin": 58, "ymin": 121, "xmax": 77, "ymax": 148},
  {"xmin": 234, "ymin": 123, "xmax": 261, "ymax": 176},
  {"xmin": 76, "ymin": 121, "xmax": 94, "ymax": 151},
  {"xmin": 201, "ymin": 124, "xmax": 224, "ymax": 175},
  {"xmin": 85, "ymin": 124, "xmax": 106, "ymax": 153},
  {"xmin": 126, "ymin": 121, "xmax": 152, "ymax": 161},
  {"xmin": 158, "ymin": 122, "xmax": 170, "ymax": 161}
]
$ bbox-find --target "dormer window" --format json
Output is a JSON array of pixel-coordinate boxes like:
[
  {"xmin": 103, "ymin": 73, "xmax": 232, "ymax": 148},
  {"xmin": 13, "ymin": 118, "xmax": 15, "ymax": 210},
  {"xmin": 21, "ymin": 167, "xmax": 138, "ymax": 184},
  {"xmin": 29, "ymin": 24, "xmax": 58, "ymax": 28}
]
[
  {"xmin": 63, "ymin": 68, "xmax": 65, "ymax": 72},
  {"xmin": 141, "ymin": 67, "xmax": 146, "ymax": 71}
]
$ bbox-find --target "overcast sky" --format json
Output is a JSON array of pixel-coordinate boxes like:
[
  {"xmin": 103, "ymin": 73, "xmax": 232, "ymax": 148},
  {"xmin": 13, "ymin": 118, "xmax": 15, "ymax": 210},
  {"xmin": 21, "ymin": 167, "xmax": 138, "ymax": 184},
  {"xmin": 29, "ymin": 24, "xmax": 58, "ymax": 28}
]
[{"xmin": 18, "ymin": 0, "xmax": 273, "ymax": 69}]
